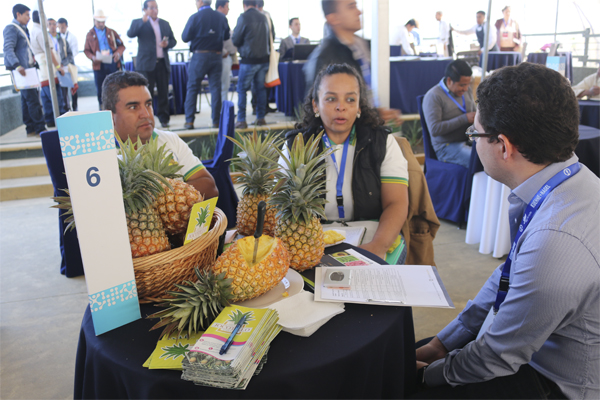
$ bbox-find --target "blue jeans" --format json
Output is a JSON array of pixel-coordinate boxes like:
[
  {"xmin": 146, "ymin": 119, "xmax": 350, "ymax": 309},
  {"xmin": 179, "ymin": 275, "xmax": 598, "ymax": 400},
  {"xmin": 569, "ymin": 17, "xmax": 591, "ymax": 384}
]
[
  {"xmin": 184, "ymin": 52, "xmax": 222, "ymax": 126},
  {"xmin": 93, "ymin": 62, "xmax": 119, "ymax": 109},
  {"xmin": 20, "ymin": 88, "xmax": 45, "ymax": 134},
  {"xmin": 433, "ymin": 141, "xmax": 472, "ymax": 169},
  {"xmin": 237, "ymin": 62, "xmax": 269, "ymax": 122},
  {"xmin": 41, "ymin": 84, "xmax": 67, "ymax": 125}
]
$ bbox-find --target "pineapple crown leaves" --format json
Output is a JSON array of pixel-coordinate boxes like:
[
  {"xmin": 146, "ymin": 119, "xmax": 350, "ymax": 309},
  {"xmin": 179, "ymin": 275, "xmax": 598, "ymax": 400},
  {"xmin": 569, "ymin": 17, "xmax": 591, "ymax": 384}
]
[
  {"xmin": 147, "ymin": 268, "xmax": 233, "ymax": 338},
  {"xmin": 140, "ymin": 135, "xmax": 183, "ymax": 179},
  {"xmin": 228, "ymin": 130, "xmax": 284, "ymax": 196},
  {"xmin": 117, "ymin": 136, "xmax": 174, "ymax": 214},
  {"xmin": 160, "ymin": 343, "xmax": 190, "ymax": 360},
  {"xmin": 269, "ymin": 131, "xmax": 333, "ymax": 224},
  {"xmin": 51, "ymin": 189, "xmax": 76, "ymax": 233}
]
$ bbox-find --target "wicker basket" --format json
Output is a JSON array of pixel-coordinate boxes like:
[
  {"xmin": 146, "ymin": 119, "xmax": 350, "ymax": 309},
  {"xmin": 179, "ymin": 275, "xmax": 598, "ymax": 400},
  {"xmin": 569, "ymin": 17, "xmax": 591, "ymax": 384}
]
[{"xmin": 133, "ymin": 208, "xmax": 228, "ymax": 303}]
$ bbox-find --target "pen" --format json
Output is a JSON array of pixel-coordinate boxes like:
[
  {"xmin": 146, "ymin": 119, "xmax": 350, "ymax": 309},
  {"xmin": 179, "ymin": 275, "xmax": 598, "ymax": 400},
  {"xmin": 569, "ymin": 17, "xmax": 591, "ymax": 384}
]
[
  {"xmin": 219, "ymin": 314, "xmax": 247, "ymax": 355},
  {"xmin": 367, "ymin": 299, "xmax": 404, "ymax": 304}
]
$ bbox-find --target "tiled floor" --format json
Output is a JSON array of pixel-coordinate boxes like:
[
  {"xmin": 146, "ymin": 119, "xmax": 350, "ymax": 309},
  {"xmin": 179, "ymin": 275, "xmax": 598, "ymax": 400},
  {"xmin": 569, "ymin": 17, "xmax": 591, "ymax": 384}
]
[{"xmin": 0, "ymin": 194, "xmax": 503, "ymax": 399}]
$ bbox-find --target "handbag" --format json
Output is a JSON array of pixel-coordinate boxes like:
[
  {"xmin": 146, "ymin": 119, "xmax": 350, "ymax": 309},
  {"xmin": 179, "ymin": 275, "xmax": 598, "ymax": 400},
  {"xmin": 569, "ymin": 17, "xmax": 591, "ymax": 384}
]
[{"xmin": 264, "ymin": 17, "xmax": 280, "ymax": 88}]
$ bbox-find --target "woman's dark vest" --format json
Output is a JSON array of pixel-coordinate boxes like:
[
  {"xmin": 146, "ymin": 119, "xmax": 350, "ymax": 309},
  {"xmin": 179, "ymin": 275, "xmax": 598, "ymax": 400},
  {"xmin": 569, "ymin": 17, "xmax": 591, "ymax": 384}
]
[{"xmin": 285, "ymin": 124, "xmax": 389, "ymax": 221}]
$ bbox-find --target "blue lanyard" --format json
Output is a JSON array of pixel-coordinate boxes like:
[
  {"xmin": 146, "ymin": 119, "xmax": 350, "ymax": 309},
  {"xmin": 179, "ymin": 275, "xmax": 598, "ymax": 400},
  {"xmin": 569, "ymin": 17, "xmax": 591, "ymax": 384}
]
[
  {"xmin": 322, "ymin": 131, "xmax": 351, "ymax": 219},
  {"xmin": 199, "ymin": 5, "xmax": 211, "ymax": 11},
  {"xmin": 439, "ymin": 78, "xmax": 466, "ymax": 113},
  {"xmin": 493, "ymin": 162, "xmax": 581, "ymax": 314}
]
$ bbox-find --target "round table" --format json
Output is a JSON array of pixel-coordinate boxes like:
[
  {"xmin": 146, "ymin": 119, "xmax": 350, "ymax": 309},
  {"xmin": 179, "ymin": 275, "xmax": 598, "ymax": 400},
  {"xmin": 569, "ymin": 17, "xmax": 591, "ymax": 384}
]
[
  {"xmin": 480, "ymin": 51, "xmax": 522, "ymax": 72},
  {"xmin": 74, "ymin": 245, "xmax": 417, "ymax": 399},
  {"xmin": 579, "ymin": 100, "xmax": 600, "ymax": 129}
]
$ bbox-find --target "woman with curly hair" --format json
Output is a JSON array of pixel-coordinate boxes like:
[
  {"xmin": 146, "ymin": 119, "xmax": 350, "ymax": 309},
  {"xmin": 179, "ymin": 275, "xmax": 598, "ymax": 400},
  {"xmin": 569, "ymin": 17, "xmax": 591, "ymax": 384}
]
[{"xmin": 284, "ymin": 63, "xmax": 409, "ymax": 261}]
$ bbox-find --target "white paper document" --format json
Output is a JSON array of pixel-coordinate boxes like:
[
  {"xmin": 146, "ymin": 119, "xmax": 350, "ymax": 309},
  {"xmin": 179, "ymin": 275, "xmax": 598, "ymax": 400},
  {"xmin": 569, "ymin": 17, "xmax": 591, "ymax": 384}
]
[
  {"xmin": 314, "ymin": 261, "xmax": 454, "ymax": 309},
  {"xmin": 57, "ymin": 71, "xmax": 74, "ymax": 88},
  {"xmin": 95, "ymin": 51, "xmax": 113, "ymax": 64},
  {"xmin": 11, "ymin": 68, "xmax": 40, "ymax": 89}
]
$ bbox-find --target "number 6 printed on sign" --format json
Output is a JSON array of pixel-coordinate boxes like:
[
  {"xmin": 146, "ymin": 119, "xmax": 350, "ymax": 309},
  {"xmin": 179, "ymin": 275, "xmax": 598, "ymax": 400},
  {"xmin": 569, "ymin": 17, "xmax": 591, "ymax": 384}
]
[{"xmin": 87, "ymin": 167, "xmax": 101, "ymax": 187}]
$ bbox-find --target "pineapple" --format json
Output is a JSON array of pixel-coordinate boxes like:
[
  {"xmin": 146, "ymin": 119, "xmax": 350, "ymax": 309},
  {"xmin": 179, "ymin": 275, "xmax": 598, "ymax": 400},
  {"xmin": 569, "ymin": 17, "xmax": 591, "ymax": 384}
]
[
  {"xmin": 142, "ymin": 137, "xmax": 203, "ymax": 235},
  {"xmin": 119, "ymin": 137, "xmax": 172, "ymax": 258},
  {"xmin": 270, "ymin": 132, "xmax": 332, "ymax": 271},
  {"xmin": 148, "ymin": 268, "xmax": 233, "ymax": 338},
  {"xmin": 229, "ymin": 131, "xmax": 283, "ymax": 236},
  {"xmin": 211, "ymin": 235, "xmax": 290, "ymax": 302}
]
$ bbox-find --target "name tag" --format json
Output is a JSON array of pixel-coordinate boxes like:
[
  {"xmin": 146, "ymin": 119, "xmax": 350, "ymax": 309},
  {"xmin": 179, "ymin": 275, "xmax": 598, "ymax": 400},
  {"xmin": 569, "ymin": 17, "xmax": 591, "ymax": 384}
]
[{"xmin": 476, "ymin": 307, "xmax": 495, "ymax": 340}]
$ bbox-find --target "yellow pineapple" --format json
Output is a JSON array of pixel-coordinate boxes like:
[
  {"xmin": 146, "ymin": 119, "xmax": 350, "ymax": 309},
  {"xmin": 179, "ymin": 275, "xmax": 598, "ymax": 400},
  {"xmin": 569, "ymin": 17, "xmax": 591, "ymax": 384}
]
[
  {"xmin": 229, "ymin": 131, "xmax": 283, "ymax": 236},
  {"xmin": 119, "ymin": 137, "xmax": 172, "ymax": 258},
  {"xmin": 270, "ymin": 132, "xmax": 332, "ymax": 271},
  {"xmin": 211, "ymin": 235, "xmax": 290, "ymax": 302},
  {"xmin": 141, "ymin": 138, "xmax": 202, "ymax": 235}
]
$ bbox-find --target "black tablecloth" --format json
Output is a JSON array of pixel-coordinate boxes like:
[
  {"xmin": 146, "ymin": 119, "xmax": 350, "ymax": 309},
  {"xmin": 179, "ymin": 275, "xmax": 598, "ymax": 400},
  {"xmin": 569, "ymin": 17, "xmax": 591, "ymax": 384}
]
[
  {"xmin": 577, "ymin": 125, "xmax": 600, "ymax": 177},
  {"xmin": 74, "ymin": 245, "xmax": 417, "ymax": 399},
  {"xmin": 274, "ymin": 59, "xmax": 453, "ymax": 116},
  {"xmin": 527, "ymin": 51, "xmax": 573, "ymax": 83},
  {"xmin": 579, "ymin": 100, "xmax": 600, "ymax": 129},
  {"xmin": 480, "ymin": 51, "xmax": 522, "ymax": 72}
]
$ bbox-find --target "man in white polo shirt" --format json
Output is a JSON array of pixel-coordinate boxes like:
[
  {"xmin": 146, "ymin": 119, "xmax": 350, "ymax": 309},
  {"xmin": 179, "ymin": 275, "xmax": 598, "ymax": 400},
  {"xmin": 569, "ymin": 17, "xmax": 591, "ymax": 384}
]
[{"xmin": 102, "ymin": 70, "xmax": 218, "ymax": 199}]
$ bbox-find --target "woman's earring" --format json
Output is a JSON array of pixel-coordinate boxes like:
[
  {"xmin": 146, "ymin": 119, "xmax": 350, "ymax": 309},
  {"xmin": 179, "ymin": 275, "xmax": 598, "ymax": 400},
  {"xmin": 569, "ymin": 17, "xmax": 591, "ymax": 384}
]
[
  {"xmin": 315, "ymin": 112, "xmax": 320, "ymax": 118},
  {"xmin": 357, "ymin": 112, "xmax": 361, "ymax": 119}
]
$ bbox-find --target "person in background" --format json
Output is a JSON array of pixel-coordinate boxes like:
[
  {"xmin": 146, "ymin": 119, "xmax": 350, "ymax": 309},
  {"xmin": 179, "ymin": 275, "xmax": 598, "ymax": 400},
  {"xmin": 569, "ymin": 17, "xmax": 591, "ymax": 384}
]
[
  {"xmin": 305, "ymin": 0, "xmax": 402, "ymax": 126},
  {"xmin": 216, "ymin": 0, "xmax": 237, "ymax": 104},
  {"xmin": 84, "ymin": 9, "xmax": 125, "ymax": 110},
  {"xmin": 452, "ymin": 10, "xmax": 498, "ymax": 54},
  {"xmin": 415, "ymin": 62, "xmax": 598, "ymax": 400},
  {"xmin": 57, "ymin": 17, "xmax": 79, "ymax": 111},
  {"xmin": 435, "ymin": 11, "xmax": 451, "ymax": 56},
  {"xmin": 422, "ymin": 60, "xmax": 475, "ymax": 169},
  {"xmin": 572, "ymin": 66, "xmax": 600, "ymax": 100},
  {"xmin": 391, "ymin": 19, "xmax": 417, "ymax": 56},
  {"xmin": 47, "ymin": 18, "xmax": 72, "ymax": 113},
  {"xmin": 182, "ymin": 0, "xmax": 229, "ymax": 130},
  {"xmin": 251, "ymin": 0, "xmax": 277, "ymax": 116},
  {"xmin": 232, "ymin": 0, "xmax": 270, "ymax": 129},
  {"xmin": 285, "ymin": 63, "xmax": 409, "ymax": 261},
  {"xmin": 102, "ymin": 71, "xmax": 218, "ymax": 199},
  {"xmin": 279, "ymin": 17, "xmax": 310, "ymax": 60},
  {"xmin": 495, "ymin": 5, "xmax": 521, "ymax": 51},
  {"xmin": 127, "ymin": 0, "xmax": 177, "ymax": 129},
  {"xmin": 30, "ymin": 11, "xmax": 66, "ymax": 127},
  {"xmin": 3, "ymin": 3, "xmax": 46, "ymax": 137}
]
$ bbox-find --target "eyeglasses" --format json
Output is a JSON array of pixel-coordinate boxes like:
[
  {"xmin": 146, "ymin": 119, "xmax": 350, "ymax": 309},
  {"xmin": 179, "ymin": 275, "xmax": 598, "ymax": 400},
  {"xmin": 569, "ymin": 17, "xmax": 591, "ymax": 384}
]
[{"xmin": 465, "ymin": 125, "xmax": 495, "ymax": 140}]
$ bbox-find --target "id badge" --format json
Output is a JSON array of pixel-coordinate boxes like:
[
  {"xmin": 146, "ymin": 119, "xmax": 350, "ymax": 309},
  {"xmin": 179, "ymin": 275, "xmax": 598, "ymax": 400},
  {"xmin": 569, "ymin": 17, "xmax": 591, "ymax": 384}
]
[
  {"xmin": 476, "ymin": 307, "xmax": 495, "ymax": 340},
  {"xmin": 502, "ymin": 32, "xmax": 509, "ymax": 38}
]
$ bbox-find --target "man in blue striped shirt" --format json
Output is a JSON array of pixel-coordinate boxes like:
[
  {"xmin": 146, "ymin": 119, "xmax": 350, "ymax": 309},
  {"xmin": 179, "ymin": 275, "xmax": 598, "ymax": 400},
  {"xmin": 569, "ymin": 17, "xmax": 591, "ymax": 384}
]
[{"xmin": 415, "ymin": 63, "xmax": 599, "ymax": 399}]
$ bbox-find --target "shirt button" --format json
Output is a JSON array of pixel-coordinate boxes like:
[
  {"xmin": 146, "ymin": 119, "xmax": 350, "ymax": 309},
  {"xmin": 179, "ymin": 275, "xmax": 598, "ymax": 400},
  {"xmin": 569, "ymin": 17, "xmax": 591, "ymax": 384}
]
[
  {"xmin": 369, "ymin": 192, "xmax": 372, "ymax": 196},
  {"xmin": 514, "ymin": 218, "xmax": 518, "ymax": 224}
]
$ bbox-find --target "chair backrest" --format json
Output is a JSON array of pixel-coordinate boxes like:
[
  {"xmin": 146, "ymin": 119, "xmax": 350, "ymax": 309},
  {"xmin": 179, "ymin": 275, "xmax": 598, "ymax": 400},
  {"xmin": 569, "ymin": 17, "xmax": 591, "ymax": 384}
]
[
  {"xmin": 204, "ymin": 100, "xmax": 235, "ymax": 169},
  {"xmin": 416, "ymin": 95, "xmax": 438, "ymax": 162}
]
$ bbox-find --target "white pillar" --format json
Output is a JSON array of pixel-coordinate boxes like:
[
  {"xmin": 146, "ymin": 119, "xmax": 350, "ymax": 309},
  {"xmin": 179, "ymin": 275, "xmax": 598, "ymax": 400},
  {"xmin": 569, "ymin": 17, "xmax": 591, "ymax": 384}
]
[{"xmin": 371, "ymin": 0, "xmax": 390, "ymax": 108}]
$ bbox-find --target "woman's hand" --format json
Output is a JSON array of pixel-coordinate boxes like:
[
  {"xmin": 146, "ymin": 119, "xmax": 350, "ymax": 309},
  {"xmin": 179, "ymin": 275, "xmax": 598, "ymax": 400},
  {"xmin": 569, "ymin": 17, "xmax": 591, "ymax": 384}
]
[{"xmin": 358, "ymin": 242, "xmax": 387, "ymax": 260}]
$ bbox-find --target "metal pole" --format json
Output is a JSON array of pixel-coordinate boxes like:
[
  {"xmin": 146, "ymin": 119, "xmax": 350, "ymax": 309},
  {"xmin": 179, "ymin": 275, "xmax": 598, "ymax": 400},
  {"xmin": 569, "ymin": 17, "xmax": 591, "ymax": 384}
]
[
  {"xmin": 554, "ymin": 0, "xmax": 560, "ymax": 42},
  {"xmin": 481, "ymin": 0, "xmax": 493, "ymax": 81},
  {"xmin": 37, "ymin": 0, "xmax": 60, "ymax": 121},
  {"xmin": 371, "ymin": 0, "xmax": 390, "ymax": 108}
]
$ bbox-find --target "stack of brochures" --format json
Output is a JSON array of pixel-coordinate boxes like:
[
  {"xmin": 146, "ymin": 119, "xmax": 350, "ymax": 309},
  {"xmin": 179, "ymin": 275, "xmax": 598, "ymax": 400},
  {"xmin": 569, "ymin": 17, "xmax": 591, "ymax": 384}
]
[{"xmin": 181, "ymin": 305, "xmax": 281, "ymax": 390}]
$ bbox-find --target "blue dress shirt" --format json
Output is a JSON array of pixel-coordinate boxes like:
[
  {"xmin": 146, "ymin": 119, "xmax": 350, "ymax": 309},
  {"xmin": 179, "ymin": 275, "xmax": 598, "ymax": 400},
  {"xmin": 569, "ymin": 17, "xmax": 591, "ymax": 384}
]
[{"xmin": 426, "ymin": 155, "xmax": 600, "ymax": 399}]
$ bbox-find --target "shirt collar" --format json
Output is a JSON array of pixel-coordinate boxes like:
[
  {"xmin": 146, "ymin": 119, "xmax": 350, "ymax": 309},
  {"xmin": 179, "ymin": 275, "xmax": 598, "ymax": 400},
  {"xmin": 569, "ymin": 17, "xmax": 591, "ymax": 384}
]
[
  {"xmin": 13, "ymin": 19, "xmax": 26, "ymax": 28},
  {"xmin": 511, "ymin": 154, "xmax": 580, "ymax": 205}
]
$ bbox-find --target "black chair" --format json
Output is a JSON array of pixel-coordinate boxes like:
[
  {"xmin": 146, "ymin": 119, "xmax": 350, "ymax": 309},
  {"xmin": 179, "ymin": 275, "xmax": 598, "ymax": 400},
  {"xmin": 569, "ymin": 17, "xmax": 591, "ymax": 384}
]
[
  {"xmin": 203, "ymin": 100, "xmax": 239, "ymax": 229},
  {"xmin": 416, "ymin": 95, "xmax": 478, "ymax": 225},
  {"xmin": 40, "ymin": 129, "xmax": 85, "ymax": 277}
]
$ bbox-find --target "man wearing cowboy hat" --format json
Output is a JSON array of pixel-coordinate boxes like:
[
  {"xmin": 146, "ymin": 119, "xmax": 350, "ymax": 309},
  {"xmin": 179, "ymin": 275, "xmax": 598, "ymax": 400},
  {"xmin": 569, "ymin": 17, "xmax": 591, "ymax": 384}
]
[{"xmin": 84, "ymin": 9, "xmax": 125, "ymax": 109}]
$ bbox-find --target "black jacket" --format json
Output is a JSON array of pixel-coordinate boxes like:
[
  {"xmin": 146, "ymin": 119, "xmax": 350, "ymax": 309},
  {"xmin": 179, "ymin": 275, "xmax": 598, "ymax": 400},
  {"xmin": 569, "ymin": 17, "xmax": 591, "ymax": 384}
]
[
  {"xmin": 303, "ymin": 34, "xmax": 364, "ymax": 96},
  {"xmin": 127, "ymin": 18, "xmax": 177, "ymax": 73},
  {"xmin": 232, "ymin": 8, "xmax": 270, "ymax": 64},
  {"xmin": 285, "ymin": 124, "xmax": 389, "ymax": 221}
]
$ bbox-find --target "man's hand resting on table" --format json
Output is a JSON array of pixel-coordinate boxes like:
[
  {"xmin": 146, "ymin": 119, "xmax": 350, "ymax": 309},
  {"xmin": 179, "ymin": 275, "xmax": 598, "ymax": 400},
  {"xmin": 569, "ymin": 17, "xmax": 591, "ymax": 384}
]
[
  {"xmin": 416, "ymin": 336, "xmax": 448, "ymax": 370},
  {"xmin": 358, "ymin": 241, "xmax": 388, "ymax": 261}
]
